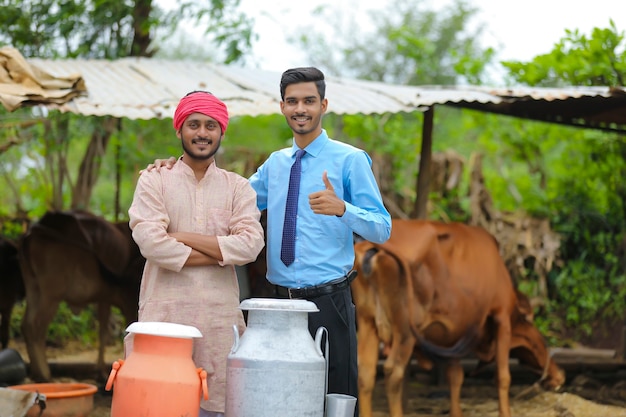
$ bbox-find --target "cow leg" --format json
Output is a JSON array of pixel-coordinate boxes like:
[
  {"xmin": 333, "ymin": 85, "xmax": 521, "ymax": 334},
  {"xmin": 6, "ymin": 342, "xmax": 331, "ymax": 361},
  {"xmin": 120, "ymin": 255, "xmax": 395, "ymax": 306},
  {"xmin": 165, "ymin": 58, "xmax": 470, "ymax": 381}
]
[
  {"xmin": 96, "ymin": 302, "xmax": 111, "ymax": 381},
  {"xmin": 494, "ymin": 316, "xmax": 512, "ymax": 417},
  {"xmin": 357, "ymin": 319, "xmax": 378, "ymax": 417},
  {"xmin": 384, "ymin": 335, "xmax": 415, "ymax": 417},
  {"xmin": 22, "ymin": 298, "xmax": 60, "ymax": 381},
  {"xmin": 446, "ymin": 358, "xmax": 464, "ymax": 417}
]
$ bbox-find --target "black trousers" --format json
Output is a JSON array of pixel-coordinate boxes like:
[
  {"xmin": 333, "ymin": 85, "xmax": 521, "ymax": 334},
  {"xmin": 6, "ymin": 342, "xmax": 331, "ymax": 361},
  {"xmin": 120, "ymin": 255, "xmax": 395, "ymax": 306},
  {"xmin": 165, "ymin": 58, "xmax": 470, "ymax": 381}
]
[{"xmin": 307, "ymin": 286, "xmax": 359, "ymax": 417}]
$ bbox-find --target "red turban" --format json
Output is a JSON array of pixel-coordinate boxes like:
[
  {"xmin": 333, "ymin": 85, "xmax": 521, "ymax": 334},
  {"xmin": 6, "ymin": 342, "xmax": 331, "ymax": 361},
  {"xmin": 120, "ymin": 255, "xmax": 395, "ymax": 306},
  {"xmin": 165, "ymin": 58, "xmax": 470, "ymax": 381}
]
[{"xmin": 173, "ymin": 91, "xmax": 229, "ymax": 134}]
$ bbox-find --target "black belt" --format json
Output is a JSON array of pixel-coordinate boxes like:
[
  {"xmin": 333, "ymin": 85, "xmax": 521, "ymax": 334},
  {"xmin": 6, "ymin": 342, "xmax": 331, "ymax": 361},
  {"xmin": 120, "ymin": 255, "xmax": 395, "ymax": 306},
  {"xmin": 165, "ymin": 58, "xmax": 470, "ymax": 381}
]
[{"xmin": 275, "ymin": 270, "xmax": 357, "ymax": 299}]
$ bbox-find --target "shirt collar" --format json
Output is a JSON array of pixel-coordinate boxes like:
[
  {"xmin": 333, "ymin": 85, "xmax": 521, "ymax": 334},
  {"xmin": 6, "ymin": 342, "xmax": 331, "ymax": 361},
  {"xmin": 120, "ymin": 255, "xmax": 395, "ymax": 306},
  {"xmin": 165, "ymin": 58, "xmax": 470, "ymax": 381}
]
[
  {"xmin": 290, "ymin": 129, "xmax": 328, "ymax": 158},
  {"xmin": 176, "ymin": 156, "xmax": 218, "ymax": 178}
]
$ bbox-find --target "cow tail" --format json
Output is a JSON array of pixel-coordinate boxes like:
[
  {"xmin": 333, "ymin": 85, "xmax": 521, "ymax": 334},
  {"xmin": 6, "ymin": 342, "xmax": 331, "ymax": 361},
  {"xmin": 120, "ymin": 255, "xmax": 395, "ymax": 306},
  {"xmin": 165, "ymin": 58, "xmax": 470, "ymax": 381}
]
[
  {"xmin": 371, "ymin": 243, "xmax": 421, "ymax": 345},
  {"xmin": 361, "ymin": 247, "xmax": 378, "ymax": 276}
]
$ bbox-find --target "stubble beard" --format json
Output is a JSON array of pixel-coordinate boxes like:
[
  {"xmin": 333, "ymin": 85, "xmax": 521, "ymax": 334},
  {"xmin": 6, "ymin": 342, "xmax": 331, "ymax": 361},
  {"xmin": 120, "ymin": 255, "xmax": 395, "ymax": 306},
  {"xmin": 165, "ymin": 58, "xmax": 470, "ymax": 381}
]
[
  {"xmin": 182, "ymin": 138, "xmax": 221, "ymax": 161},
  {"xmin": 288, "ymin": 114, "xmax": 322, "ymax": 136}
]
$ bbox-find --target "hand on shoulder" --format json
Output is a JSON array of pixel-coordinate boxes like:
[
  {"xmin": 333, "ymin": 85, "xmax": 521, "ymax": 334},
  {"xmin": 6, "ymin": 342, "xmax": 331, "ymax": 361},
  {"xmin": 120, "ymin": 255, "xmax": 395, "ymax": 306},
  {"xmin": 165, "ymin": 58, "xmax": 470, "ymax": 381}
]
[{"xmin": 140, "ymin": 156, "xmax": 178, "ymax": 174}]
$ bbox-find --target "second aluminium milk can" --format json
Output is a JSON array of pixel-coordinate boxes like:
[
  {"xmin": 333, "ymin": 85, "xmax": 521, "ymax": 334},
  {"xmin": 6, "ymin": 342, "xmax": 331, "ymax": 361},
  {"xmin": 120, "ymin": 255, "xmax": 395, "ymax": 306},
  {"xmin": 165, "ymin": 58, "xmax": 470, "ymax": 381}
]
[{"xmin": 225, "ymin": 298, "xmax": 327, "ymax": 417}]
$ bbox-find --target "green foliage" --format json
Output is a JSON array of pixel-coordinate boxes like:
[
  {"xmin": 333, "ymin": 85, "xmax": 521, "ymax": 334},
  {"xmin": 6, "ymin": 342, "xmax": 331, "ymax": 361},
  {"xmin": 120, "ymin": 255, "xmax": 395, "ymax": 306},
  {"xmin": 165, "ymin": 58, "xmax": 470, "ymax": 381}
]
[
  {"xmin": 0, "ymin": 0, "xmax": 254, "ymax": 61},
  {"xmin": 531, "ymin": 301, "xmax": 563, "ymax": 346},
  {"xmin": 11, "ymin": 301, "xmax": 99, "ymax": 346},
  {"xmin": 0, "ymin": 109, "xmax": 99, "ymax": 218},
  {"xmin": 0, "ymin": 0, "xmax": 134, "ymax": 58},
  {"xmin": 90, "ymin": 118, "xmax": 178, "ymax": 216},
  {"xmin": 0, "ymin": 220, "xmax": 24, "ymax": 239},
  {"xmin": 552, "ymin": 257, "xmax": 626, "ymax": 337},
  {"xmin": 502, "ymin": 20, "xmax": 626, "ymax": 86},
  {"xmin": 1, "ymin": 110, "xmax": 51, "ymax": 217},
  {"xmin": 541, "ymin": 135, "xmax": 626, "ymax": 339},
  {"xmin": 465, "ymin": 107, "xmax": 626, "ymax": 340},
  {"xmin": 225, "ymin": 115, "xmax": 293, "ymax": 155},
  {"xmin": 495, "ymin": 21, "xmax": 626, "ymax": 341},
  {"xmin": 294, "ymin": 0, "xmax": 494, "ymax": 85},
  {"xmin": 154, "ymin": 0, "xmax": 255, "ymax": 63}
]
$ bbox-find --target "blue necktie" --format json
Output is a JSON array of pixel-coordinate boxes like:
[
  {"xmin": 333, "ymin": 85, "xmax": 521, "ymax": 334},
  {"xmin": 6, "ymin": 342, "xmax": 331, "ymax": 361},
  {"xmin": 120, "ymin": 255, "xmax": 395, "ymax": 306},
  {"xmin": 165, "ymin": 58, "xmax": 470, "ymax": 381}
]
[{"xmin": 281, "ymin": 149, "xmax": 305, "ymax": 266}]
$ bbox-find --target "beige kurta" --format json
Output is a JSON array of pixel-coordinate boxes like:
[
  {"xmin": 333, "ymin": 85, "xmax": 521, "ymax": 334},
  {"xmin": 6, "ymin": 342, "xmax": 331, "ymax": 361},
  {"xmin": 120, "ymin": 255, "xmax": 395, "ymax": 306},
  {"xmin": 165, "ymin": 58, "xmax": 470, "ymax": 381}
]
[{"xmin": 128, "ymin": 160, "xmax": 264, "ymax": 413}]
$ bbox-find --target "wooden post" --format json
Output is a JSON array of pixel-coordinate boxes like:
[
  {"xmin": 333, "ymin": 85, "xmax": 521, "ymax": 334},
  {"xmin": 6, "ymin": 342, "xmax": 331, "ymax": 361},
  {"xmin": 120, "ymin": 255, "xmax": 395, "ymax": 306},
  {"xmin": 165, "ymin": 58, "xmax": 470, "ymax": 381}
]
[{"xmin": 414, "ymin": 107, "xmax": 434, "ymax": 219}]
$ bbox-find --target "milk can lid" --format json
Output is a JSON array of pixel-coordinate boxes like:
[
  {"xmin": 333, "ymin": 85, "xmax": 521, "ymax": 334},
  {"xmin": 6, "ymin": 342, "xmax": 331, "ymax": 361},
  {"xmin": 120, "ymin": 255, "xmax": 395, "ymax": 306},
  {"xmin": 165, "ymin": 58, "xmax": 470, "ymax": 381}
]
[
  {"xmin": 125, "ymin": 321, "xmax": 203, "ymax": 338},
  {"xmin": 239, "ymin": 298, "xmax": 319, "ymax": 312}
]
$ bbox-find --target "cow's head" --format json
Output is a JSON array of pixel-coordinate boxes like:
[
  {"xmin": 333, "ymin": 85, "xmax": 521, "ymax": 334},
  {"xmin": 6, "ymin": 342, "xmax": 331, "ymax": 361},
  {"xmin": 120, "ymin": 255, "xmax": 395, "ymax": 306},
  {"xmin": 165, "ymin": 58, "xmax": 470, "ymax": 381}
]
[
  {"xmin": 510, "ymin": 320, "xmax": 566, "ymax": 391},
  {"xmin": 541, "ymin": 360, "xmax": 566, "ymax": 391}
]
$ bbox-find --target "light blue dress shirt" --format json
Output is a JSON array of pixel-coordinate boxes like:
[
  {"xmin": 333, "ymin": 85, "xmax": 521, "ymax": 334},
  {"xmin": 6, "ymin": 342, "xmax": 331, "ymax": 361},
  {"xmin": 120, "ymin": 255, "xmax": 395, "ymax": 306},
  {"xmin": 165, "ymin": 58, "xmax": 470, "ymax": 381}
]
[{"xmin": 249, "ymin": 130, "xmax": 392, "ymax": 288}]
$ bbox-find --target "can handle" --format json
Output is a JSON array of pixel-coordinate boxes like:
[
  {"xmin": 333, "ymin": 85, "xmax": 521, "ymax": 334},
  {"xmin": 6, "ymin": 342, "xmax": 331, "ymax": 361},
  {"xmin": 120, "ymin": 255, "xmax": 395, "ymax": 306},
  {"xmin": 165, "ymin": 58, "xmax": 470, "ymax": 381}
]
[
  {"xmin": 197, "ymin": 368, "xmax": 209, "ymax": 400},
  {"xmin": 230, "ymin": 325, "xmax": 240, "ymax": 353},
  {"xmin": 105, "ymin": 359, "xmax": 124, "ymax": 391},
  {"xmin": 315, "ymin": 326, "xmax": 329, "ymax": 413},
  {"xmin": 314, "ymin": 326, "xmax": 327, "ymax": 357}
]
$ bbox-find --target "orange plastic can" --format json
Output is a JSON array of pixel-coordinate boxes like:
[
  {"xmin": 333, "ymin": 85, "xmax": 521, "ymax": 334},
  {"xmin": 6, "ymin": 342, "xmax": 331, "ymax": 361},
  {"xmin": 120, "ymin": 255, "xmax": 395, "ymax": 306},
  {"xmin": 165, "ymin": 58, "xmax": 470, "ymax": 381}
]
[{"xmin": 105, "ymin": 322, "xmax": 208, "ymax": 417}]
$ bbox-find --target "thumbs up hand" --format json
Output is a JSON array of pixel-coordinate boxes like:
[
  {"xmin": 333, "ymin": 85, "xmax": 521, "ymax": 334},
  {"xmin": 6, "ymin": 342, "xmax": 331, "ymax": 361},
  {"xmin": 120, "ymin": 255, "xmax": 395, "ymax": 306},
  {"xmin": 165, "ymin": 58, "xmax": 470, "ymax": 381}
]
[
  {"xmin": 309, "ymin": 171, "xmax": 346, "ymax": 217},
  {"xmin": 322, "ymin": 171, "xmax": 334, "ymax": 192}
]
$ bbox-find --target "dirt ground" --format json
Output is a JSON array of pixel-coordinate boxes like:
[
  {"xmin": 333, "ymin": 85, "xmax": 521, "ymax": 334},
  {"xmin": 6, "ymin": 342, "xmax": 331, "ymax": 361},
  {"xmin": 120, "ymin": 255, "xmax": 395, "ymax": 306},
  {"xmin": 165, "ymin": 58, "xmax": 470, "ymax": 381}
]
[
  {"xmin": 6, "ymin": 340, "xmax": 626, "ymax": 417},
  {"xmin": 87, "ymin": 383, "xmax": 626, "ymax": 417},
  {"xmin": 90, "ymin": 375, "xmax": 626, "ymax": 417}
]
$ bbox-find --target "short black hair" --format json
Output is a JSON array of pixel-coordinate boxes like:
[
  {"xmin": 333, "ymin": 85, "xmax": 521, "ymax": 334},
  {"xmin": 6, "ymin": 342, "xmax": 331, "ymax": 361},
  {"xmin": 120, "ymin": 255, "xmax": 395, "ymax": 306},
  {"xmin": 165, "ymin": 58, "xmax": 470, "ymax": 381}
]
[{"xmin": 280, "ymin": 67, "xmax": 326, "ymax": 101}]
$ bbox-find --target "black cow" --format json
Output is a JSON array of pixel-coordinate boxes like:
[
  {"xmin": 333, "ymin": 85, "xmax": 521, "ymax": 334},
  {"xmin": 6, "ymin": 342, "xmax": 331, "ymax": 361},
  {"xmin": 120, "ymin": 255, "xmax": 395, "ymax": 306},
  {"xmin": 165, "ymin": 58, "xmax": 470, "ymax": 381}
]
[
  {"xmin": 0, "ymin": 236, "xmax": 24, "ymax": 349},
  {"xmin": 19, "ymin": 210, "xmax": 144, "ymax": 381}
]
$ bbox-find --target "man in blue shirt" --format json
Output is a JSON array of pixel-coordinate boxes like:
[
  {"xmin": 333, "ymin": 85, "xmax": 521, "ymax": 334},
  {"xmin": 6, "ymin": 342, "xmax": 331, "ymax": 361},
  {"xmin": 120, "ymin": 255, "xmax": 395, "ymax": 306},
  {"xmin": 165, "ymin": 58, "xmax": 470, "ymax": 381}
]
[{"xmin": 145, "ymin": 67, "xmax": 391, "ymax": 415}]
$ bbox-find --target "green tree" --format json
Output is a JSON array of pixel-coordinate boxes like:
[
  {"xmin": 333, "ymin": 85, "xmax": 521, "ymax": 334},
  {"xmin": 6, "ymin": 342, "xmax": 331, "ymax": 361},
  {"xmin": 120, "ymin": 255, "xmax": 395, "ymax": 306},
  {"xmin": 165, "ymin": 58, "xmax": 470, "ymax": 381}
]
[
  {"xmin": 502, "ymin": 19, "xmax": 625, "ymax": 87},
  {"xmin": 294, "ymin": 0, "xmax": 494, "ymax": 85},
  {"xmin": 0, "ymin": 0, "xmax": 254, "ymax": 61},
  {"xmin": 500, "ymin": 22, "xmax": 626, "ymax": 340}
]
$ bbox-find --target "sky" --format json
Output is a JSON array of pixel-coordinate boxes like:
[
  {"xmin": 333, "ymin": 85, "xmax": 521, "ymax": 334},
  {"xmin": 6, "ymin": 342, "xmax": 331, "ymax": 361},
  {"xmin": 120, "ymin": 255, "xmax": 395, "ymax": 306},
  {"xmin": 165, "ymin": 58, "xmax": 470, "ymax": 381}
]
[{"xmin": 158, "ymin": 0, "xmax": 626, "ymax": 81}]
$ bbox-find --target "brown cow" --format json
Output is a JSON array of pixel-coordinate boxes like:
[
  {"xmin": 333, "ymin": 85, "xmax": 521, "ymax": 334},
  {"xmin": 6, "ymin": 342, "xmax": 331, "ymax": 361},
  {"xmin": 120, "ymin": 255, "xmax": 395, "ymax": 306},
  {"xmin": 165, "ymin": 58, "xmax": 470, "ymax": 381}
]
[
  {"xmin": 0, "ymin": 236, "xmax": 25, "ymax": 349},
  {"xmin": 352, "ymin": 219, "xmax": 565, "ymax": 417},
  {"xmin": 18, "ymin": 210, "xmax": 144, "ymax": 381}
]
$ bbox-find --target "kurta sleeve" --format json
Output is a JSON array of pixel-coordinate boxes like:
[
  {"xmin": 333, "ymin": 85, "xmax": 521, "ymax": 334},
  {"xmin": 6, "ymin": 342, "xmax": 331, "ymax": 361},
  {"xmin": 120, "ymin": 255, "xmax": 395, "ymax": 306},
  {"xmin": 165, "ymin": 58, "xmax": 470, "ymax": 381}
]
[
  {"xmin": 128, "ymin": 171, "xmax": 192, "ymax": 272},
  {"xmin": 216, "ymin": 176, "xmax": 265, "ymax": 266}
]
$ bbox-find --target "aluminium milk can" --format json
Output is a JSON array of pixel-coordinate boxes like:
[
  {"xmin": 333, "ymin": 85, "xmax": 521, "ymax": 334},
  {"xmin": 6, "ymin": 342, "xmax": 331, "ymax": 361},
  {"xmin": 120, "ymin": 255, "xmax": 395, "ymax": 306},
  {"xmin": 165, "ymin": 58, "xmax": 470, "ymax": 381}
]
[
  {"xmin": 105, "ymin": 321, "xmax": 209, "ymax": 417},
  {"xmin": 225, "ymin": 298, "xmax": 327, "ymax": 417}
]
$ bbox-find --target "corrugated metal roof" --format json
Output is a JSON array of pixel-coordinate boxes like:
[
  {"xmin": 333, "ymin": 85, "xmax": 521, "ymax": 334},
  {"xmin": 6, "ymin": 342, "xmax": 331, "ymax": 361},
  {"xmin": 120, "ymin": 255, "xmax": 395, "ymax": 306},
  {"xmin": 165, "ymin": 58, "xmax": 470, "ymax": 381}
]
[
  {"xmin": 446, "ymin": 85, "xmax": 626, "ymax": 133},
  {"xmin": 2, "ymin": 48, "xmax": 625, "ymax": 133},
  {"xmin": 24, "ymin": 57, "xmax": 506, "ymax": 119}
]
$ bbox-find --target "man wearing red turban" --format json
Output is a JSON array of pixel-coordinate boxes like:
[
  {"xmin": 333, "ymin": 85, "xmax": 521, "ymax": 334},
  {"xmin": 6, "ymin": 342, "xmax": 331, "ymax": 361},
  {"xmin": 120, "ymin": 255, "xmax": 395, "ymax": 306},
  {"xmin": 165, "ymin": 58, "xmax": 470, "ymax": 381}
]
[
  {"xmin": 128, "ymin": 91, "xmax": 265, "ymax": 417},
  {"xmin": 173, "ymin": 91, "xmax": 229, "ymax": 134}
]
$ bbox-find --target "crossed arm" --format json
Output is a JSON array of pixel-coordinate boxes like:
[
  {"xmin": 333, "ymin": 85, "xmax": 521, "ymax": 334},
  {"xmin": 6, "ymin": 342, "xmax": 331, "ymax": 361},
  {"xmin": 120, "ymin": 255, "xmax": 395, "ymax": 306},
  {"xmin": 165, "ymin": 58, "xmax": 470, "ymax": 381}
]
[{"xmin": 170, "ymin": 231, "xmax": 223, "ymax": 266}]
